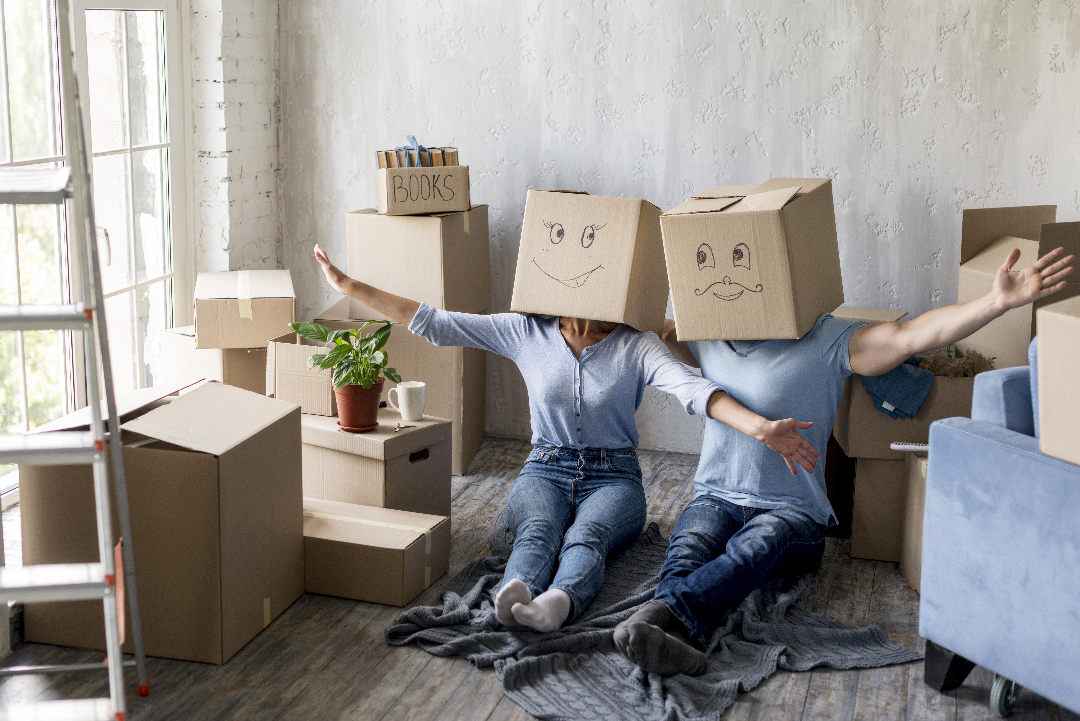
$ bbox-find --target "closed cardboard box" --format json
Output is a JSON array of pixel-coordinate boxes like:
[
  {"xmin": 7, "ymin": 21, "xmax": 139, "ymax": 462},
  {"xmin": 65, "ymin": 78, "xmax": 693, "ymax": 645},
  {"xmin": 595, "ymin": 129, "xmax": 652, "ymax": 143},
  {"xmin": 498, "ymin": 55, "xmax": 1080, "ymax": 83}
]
[
  {"xmin": 954, "ymin": 205, "xmax": 1058, "ymax": 369},
  {"xmin": 509, "ymin": 190, "xmax": 667, "ymax": 335},
  {"xmin": 833, "ymin": 375, "xmax": 974, "ymax": 460},
  {"xmin": 662, "ymin": 178, "xmax": 843, "ymax": 340},
  {"xmin": 376, "ymin": 165, "xmax": 470, "ymax": 216},
  {"xmin": 317, "ymin": 300, "xmax": 485, "ymax": 475},
  {"xmin": 301, "ymin": 410, "xmax": 452, "ymax": 517},
  {"xmin": 20, "ymin": 383, "xmax": 304, "ymax": 664},
  {"xmin": 194, "ymin": 270, "xmax": 296, "ymax": 349},
  {"xmin": 158, "ymin": 325, "xmax": 267, "ymax": 394},
  {"xmin": 900, "ymin": 451, "xmax": 928, "ymax": 592},
  {"xmin": 266, "ymin": 332, "xmax": 337, "ymax": 416},
  {"xmin": 346, "ymin": 206, "xmax": 490, "ymax": 317},
  {"xmin": 850, "ymin": 457, "xmax": 907, "ymax": 562},
  {"xmin": 304, "ymin": 497, "xmax": 450, "ymax": 606},
  {"xmin": 1037, "ymin": 296, "xmax": 1080, "ymax": 466}
]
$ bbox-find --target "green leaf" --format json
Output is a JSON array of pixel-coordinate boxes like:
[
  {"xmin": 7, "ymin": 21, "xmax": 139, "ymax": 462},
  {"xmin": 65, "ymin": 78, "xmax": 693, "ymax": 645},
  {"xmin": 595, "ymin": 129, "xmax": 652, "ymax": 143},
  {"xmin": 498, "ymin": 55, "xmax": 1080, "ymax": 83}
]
[
  {"xmin": 359, "ymin": 377, "xmax": 373, "ymax": 389},
  {"xmin": 320, "ymin": 344, "xmax": 352, "ymax": 368},
  {"xmin": 371, "ymin": 350, "xmax": 386, "ymax": 365},
  {"xmin": 327, "ymin": 329, "xmax": 352, "ymax": 343},
  {"xmin": 383, "ymin": 367, "xmax": 402, "ymax": 384},
  {"xmin": 307, "ymin": 353, "xmax": 328, "ymax": 369},
  {"xmin": 369, "ymin": 323, "xmax": 393, "ymax": 351},
  {"xmin": 290, "ymin": 322, "xmax": 331, "ymax": 343}
]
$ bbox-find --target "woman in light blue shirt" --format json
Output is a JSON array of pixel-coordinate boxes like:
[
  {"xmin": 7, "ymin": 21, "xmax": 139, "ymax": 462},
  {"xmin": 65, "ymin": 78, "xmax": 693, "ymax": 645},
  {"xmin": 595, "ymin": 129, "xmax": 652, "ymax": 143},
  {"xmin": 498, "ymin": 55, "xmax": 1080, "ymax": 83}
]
[{"xmin": 312, "ymin": 245, "xmax": 819, "ymax": 632}]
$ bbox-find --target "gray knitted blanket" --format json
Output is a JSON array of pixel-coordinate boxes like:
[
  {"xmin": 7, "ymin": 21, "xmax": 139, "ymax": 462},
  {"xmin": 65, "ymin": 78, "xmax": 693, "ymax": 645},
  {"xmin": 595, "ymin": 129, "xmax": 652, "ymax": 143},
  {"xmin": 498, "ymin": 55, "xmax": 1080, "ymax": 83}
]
[{"xmin": 385, "ymin": 523, "xmax": 921, "ymax": 720}]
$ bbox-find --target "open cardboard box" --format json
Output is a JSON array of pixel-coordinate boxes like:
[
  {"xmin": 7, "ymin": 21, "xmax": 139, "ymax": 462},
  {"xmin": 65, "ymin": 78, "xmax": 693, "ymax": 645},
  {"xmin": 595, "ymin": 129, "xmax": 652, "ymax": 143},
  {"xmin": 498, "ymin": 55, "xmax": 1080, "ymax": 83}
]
[
  {"xmin": 158, "ymin": 325, "xmax": 266, "ymax": 395},
  {"xmin": 1037, "ymin": 296, "xmax": 1080, "ymax": 466},
  {"xmin": 20, "ymin": 382, "xmax": 304, "ymax": 664},
  {"xmin": 194, "ymin": 270, "xmax": 296, "ymax": 349},
  {"xmin": 346, "ymin": 205, "xmax": 490, "ymax": 317},
  {"xmin": 509, "ymin": 190, "xmax": 667, "ymax": 334},
  {"xmin": 266, "ymin": 332, "xmax": 338, "ymax": 416},
  {"xmin": 376, "ymin": 165, "xmax": 470, "ymax": 216},
  {"xmin": 661, "ymin": 178, "xmax": 843, "ymax": 340}
]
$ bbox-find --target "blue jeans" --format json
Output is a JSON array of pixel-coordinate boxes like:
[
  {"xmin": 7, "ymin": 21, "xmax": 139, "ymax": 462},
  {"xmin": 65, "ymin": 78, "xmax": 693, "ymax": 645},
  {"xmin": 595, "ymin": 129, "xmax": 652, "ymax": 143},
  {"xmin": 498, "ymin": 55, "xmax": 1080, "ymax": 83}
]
[
  {"xmin": 503, "ymin": 446, "xmax": 647, "ymax": 622},
  {"xmin": 653, "ymin": 494, "xmax": 825, "ymax": 646}
]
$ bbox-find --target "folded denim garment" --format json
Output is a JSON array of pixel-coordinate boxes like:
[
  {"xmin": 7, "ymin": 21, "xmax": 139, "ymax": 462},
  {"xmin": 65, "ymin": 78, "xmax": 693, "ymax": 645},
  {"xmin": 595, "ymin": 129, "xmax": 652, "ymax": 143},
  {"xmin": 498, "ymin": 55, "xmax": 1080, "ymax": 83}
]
[{"xmin": 860, "ymin": 356, "xmax": 934, "ymax": 419}]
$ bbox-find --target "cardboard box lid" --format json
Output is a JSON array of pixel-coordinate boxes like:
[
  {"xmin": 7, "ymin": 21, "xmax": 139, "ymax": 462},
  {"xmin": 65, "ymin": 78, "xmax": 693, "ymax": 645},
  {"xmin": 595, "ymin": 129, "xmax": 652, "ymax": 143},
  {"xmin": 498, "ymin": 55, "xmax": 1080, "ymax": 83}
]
[
  {"xmin": 300, "ymin": 410, "xmax": 450, "ymax": 461},
  {"xmin": 314, "ymin": 298, "xmax": 352, "ymax": 322},
  {"xmin": 194, "ymin": 270, "xmax": 296, "ymax": 300},
  {"xmin": 961, "ymin": 235, "xmax": 1040, "ymax": 273},
  {"xmin": 831, "ymin": 305, "xmax": 908, "ymax": 325},
  {"xmin": 665, "ymin": 180, "xmax": 809, "ymax": 217},
  {"xmin": 30, "ymin": 380, "xmax": 199, "ymax": 433},
  {"xmin": 960, "ymin": 205, "xmax": 1056, "ymax": 264},
  {"xmin": 303, "ymin": 497, "xmax": 445, "ymax": 550},
  {"xmin": 122, "ymin": 382, "xmax": 298, "ymax": 456}
]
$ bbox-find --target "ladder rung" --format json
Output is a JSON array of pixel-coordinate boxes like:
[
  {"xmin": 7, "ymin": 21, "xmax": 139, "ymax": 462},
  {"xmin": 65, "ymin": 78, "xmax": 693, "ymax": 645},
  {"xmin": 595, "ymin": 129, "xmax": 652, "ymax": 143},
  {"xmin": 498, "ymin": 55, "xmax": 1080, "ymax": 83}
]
[
  {"xmin": 0, "ymin": 431, "xmax": 101, "ymax": 466},
  {"xmin": 0, "ymin": 563, "xmax": 107, "ymax": 603},
  {"xmin": 0, "ymin": 698, "xmax": 113, "ymax": 721},
  {"xmin": 0, "ymin": 304, "xmax": 91, "ymax": 331},
  {"xmin": 0, "ymin": 166, "xmax": 73, "ymax": 205},
  {"xmin": 0, "ymin": 660, "xmax": 137, "ymax": 677}
]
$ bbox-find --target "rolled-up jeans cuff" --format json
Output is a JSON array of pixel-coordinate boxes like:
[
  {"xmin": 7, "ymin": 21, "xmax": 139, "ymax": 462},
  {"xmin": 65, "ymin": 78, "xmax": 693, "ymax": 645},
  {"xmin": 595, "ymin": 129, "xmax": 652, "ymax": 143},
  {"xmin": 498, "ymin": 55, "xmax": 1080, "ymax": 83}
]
[{"xmin": 655, "ymin": 596, "xmax": 707, "ymax": 648}]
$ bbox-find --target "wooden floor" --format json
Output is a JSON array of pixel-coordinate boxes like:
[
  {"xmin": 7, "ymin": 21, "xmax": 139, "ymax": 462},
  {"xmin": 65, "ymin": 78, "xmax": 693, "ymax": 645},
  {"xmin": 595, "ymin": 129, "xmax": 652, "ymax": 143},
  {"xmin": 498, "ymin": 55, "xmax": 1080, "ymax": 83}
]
[{"xmin": 1, "ymin": 437, "xmax": 1076, "ymax": 720}]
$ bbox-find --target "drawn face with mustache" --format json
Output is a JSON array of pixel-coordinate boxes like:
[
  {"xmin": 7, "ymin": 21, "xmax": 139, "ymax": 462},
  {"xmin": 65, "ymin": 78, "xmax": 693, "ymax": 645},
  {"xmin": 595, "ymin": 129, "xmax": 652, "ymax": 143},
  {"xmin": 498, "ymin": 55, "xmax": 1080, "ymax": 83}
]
[
  {"xmin": 530, "ymin": 220, "xmax": 608, "ymax": 288},
  {"xmin": 693, "ymin": 241, "xmax": 764, "ymax": 301}
]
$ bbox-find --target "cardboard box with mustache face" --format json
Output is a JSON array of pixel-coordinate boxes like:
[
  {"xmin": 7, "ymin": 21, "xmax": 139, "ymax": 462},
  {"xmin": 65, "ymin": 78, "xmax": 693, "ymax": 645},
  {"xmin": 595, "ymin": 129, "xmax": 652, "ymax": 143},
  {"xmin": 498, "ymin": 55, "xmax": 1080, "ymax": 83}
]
[
  {"xmin": 661, "ymin": 178, "xmax": 843, "ymax": 340},
  {"xmin": 509, "ymin": 190, "xmax": 668, "ymax": 334}
]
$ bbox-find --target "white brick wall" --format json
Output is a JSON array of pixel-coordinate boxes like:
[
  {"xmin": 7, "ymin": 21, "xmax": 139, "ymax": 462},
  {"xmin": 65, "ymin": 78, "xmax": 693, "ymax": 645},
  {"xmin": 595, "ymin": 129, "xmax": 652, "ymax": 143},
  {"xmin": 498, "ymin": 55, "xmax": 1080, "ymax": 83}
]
[{"xmin": 191, "ymin": 0, "xmax": 279, "ymax": 273}]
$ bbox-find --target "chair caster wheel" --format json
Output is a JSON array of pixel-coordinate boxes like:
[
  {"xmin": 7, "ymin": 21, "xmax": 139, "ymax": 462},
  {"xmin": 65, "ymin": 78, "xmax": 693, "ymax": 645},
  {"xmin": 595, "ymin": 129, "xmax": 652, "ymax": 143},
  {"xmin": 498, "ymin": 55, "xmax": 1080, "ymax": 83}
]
[{"xmin": 990, "ymin": 674, "xmax": 1020, "ymax": 717}]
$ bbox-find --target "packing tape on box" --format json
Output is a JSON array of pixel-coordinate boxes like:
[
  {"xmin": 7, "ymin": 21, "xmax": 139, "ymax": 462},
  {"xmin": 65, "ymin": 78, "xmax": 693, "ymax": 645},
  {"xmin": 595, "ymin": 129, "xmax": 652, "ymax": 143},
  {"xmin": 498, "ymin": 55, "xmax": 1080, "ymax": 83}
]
[
  {"xmin": 305, "ymin": 509, "xmax": 436, "ymax": 589},
  {"xmin": 237, "ymin": 269, "xmax": 253, "ymax": 319}
]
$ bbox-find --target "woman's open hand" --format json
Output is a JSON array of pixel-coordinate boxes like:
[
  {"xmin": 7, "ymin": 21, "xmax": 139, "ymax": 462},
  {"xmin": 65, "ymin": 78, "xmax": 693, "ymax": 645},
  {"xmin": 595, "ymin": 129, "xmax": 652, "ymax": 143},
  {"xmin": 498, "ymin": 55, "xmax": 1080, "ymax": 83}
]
[
  {"xmin": 758, "ymin": 419, "xmax": 819, "ymax": 476},
  {"xmin": 314, "ymin": 244, "xmax": 349, "ymax": 295}
]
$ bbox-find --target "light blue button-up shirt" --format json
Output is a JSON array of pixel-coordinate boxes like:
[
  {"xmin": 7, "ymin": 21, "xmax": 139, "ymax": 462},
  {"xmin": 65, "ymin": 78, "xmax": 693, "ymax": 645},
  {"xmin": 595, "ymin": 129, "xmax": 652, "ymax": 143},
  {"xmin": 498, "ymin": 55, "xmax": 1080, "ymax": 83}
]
[{"xmin": 409, "ymin": 304, "xmax": 722, "ymax": 450}]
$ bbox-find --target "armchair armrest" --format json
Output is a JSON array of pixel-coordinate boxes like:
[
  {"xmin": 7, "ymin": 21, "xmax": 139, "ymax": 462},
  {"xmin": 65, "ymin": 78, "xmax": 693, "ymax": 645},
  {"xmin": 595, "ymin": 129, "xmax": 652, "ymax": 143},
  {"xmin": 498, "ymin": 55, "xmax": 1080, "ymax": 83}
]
[{"xmin": 971, "ymin": 367, "xmax": 1034, "ymax": 436}]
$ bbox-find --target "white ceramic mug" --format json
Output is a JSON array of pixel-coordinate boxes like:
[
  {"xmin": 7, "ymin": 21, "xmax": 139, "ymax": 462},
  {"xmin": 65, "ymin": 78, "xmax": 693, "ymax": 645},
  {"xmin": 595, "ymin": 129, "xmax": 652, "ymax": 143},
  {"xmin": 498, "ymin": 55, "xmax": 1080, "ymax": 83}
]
[{"xmin": 388, "ymin": 381, "xmax": 426, "ymax": 422}]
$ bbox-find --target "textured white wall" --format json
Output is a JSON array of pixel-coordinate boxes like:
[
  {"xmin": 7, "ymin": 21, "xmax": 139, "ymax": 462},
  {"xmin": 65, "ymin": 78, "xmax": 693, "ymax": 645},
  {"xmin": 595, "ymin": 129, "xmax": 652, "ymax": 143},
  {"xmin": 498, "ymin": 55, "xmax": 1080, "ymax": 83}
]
[{"xmin": 278, "ymin": 0, "xmax": 1080, "ymax": 450}]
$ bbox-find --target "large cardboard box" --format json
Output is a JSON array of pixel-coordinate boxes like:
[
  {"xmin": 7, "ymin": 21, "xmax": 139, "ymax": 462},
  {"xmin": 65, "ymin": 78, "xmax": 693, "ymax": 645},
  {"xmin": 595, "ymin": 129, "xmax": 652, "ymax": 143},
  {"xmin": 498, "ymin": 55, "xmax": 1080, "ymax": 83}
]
[
  {"xmin": 346, "ymin": 205, "xmax": 490, "ymax": 317},
  {"xmin": 20, "ymin": 382, "xmax": 303, "ymax": 664},
  {"xmin": 376, "ymin": 165, "xmax": 470, "ymax": 216},
  {"xmin": 850, "ymin": 457, "xmax": 907, "ymax": 562},
  {"xmin": 900, "ymin": 450, "xmax": 928, "ymax": 592},
  {"xmin": 661, "ymin": 178, "xmax": 843, "ymax": 341},
  {"xmin": 954, "ymin": 205, "xmax": 1058, "ymax": 368},
  {"xmin": 316, "ymin": 300, "xmax": 485, "ymax": 475},
  {"xmin": 1035, "ymin": 222, "xmax": 1080, "ymax": 324},
  {"xmin": 194, "ymin": 270, "xmax": 296, "ymax": 349},
  {"xmin": 304, "ymin": 497, "xmax": 450, "ymax": 606},
  {"xmin": 158, "ymin": 325, "xmax": 267, "ymax": 394},
  {"xmin": 1037, "ymin": 297, "xmax": 1080, "ymax": 466},
  {"xmin": 833, "ymin": 375, "xmax": 974, "ymax": 460},
  {"xmin": 266, "ymin": 332, "xmax": 337, "ymax": 416},
  {"xmin": 301, "ymin": 410, "xmax": 452, "ymax": 517},
  {"xmin": 509, "ymin": 190, "xmax": 667, "ymax": 334}
]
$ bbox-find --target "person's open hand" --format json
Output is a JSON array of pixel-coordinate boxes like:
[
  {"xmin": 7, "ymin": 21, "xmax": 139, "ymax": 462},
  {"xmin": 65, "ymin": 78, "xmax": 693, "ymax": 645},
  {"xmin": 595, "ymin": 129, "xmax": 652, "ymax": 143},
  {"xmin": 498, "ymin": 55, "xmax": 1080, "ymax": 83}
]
[
  {"xmin": 759, "ymin": 419, "xmax": 819, "ymax": 476},
  {"xmin": 314, "ymin": 244, "xmax": 349, "ymax": 295},
  {"xmin": 993, "ymin": 246, "xmax": 1075, "ymax": 313}
]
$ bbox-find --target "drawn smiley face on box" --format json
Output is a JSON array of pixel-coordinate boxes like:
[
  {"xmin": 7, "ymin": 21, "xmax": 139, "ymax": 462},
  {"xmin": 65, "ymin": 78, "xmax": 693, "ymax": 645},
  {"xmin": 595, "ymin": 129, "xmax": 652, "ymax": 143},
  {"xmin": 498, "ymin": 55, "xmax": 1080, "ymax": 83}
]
[{"xmin": 692, "ymin": 240, "xmax": 764, "ymax": 301}]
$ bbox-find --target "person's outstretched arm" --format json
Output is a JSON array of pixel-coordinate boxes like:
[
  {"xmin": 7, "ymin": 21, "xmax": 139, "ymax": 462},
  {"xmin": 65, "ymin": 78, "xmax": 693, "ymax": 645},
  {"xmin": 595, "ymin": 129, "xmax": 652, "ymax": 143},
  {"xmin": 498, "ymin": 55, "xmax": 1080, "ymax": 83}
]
[
  {"xmin": 849, "ymin": 246, "xmax": 1075, "ymax": 376},
  {"xmin": 314, "ymin": 244, "xmax": 420, "ymax": 326}
]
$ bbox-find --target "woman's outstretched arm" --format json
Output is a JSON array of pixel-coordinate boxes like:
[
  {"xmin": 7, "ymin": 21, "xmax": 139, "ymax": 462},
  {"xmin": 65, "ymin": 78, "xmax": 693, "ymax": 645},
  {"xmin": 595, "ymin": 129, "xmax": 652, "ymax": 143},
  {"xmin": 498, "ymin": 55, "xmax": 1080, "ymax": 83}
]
[{"xmin": 314, "ymin": 244, "xmax": 420, "ymax": 326}]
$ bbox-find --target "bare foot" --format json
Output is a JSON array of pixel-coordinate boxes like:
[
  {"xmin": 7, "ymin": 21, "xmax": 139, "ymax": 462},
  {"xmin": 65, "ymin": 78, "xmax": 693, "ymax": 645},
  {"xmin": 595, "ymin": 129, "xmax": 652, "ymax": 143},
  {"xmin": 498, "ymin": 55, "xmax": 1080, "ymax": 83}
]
[
  {"xmin": 494, "ymin": 578, "xmax": 532, "ymax": 626},
  {"xmin": 313, "ymin": 244, "xmax": 349, "ymax": 295},
  {"xmin": 511, "ymin": 588, "xmax": 571, "ymax": 633}
]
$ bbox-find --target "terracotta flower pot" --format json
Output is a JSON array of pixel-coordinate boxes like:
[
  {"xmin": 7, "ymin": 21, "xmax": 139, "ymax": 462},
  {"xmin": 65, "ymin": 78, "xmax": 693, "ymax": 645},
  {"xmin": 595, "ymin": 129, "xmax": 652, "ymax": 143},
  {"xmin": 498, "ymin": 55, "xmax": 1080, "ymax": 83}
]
[{"xmin": 335, "ymin": 377, "xmax": 385, "ymax": 433}]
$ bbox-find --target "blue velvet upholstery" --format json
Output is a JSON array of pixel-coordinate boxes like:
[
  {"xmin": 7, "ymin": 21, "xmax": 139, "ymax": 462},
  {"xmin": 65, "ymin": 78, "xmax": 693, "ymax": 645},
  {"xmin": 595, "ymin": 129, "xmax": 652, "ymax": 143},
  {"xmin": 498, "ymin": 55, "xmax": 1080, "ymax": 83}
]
[
  {"xmin": 921, "ymin": 372, "xmax": 1080, "ymax": 713},
  {"xmin": 1028, "ymin": 337, "xmax": 1040, "ymax": 437},
  {"xmin": 971, "ymin": 367, "xmax": 1035, "ymax": 436}
]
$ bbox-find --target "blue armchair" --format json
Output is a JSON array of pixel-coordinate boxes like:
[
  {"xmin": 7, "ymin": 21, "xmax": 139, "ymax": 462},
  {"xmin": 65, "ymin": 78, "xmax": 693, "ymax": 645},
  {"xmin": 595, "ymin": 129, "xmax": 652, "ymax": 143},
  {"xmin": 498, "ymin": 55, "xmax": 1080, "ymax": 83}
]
[{"xmin": 920, "ymin": 338, "xmax": 1080, "ymax": 716}]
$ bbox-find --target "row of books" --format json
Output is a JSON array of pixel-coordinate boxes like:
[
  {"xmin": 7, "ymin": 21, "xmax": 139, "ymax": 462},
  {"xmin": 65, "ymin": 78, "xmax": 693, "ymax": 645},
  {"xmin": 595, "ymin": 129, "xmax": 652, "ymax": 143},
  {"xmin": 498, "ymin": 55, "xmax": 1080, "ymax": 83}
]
[{"xmin": 376, "ymin": 147, "xmax": 460, "ymax": 169}]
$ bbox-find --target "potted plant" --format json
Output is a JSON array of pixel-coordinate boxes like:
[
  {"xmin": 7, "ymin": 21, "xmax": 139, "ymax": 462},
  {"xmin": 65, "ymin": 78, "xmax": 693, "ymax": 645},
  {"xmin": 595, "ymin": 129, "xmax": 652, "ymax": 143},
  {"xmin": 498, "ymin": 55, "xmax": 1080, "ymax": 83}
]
[{"xmin": 288, "ymin": 320, "xmax": 402, "ymax": 432}]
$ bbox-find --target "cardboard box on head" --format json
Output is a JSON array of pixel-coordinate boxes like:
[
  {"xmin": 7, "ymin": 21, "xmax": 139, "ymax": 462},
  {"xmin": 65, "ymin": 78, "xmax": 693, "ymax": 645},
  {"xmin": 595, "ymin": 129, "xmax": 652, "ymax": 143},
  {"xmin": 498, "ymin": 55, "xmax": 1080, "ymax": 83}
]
[
  {"xmin": 509, "ymin": 190, "xmax": 667, "ymax": 335},
  {"xmin": 661, "ymin": 178, "xmax": 843, "ymax": 341}
]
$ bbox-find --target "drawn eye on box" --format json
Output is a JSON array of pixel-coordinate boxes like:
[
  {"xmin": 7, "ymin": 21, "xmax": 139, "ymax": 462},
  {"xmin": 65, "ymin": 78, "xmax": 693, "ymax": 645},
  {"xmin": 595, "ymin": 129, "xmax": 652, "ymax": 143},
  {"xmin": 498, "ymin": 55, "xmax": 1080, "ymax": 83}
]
[
  {"xmin": 694, "ymin": 241, "xmax": 763, "ymax": 301},
  {"xmin": 533, "ymin": 220, "xmax": 608, "ymax": 288}
]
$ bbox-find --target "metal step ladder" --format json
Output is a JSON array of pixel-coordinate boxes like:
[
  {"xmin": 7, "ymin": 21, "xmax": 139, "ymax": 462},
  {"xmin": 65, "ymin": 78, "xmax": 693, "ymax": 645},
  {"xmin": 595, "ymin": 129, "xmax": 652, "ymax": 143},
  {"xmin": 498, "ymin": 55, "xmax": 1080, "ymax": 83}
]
[{"xmin": 0, "ymin": 0, "xmax": 148, "ymax": 718}]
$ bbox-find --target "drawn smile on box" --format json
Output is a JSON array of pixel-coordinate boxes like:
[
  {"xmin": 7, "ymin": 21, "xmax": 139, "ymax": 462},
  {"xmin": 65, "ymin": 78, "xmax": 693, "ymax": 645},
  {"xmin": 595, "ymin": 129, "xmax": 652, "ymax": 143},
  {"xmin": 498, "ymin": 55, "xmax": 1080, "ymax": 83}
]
[
  {"xmin": 693, "ymin": 242, "xmax": 764, "ymax": 301},
  {"xmin": 532, "ymin": 220, "xmax": 608, "ymax": 289}
]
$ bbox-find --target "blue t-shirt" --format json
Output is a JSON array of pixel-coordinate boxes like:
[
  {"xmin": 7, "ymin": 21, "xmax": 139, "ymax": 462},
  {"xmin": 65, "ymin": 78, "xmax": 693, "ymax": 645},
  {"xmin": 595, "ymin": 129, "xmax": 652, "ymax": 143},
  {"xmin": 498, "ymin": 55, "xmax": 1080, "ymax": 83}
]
[{"xmin": 686, "ymin": 314, "xmax": 866, "ymax": 526}]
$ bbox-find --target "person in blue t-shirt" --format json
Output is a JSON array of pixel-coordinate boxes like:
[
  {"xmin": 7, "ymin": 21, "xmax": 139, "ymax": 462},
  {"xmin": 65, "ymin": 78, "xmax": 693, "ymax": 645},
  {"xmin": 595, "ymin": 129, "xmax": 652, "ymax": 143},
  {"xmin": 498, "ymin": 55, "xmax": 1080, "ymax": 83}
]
[{"xmin": 614, "ymin": 244, "xmax": 1075, "ymax": 677}]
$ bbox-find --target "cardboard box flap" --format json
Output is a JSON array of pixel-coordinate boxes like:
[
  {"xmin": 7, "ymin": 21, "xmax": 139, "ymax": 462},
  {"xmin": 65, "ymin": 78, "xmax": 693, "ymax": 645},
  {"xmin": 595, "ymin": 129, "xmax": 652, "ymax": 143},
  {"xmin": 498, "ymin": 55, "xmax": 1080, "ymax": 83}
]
[
  {"xmin": 303, "ymin": 497, "xmax": 445, "ymax": 550},
  {"xmin": 314, "ymin": 298, "xmax": 351, "ymax": 322},
  {"xmin": 31, "ymin": 380, "xmax": 199, "ymax": 434},
  {"xmin": 691, "ymin": 183, "xmax": 763, "ymax": 199},
  {"xmin": 831, "ymin": 305, "xmax": 909, "ymax": 325},
  {"xmin": 300, "ymin": 411, "xmax": 449, "ymax": 461},
  {"xmin": 960, "ymin": 205, "xmax": 1057, "ymax": 264},
  {"xmin": 962, "ymin": 236, "xmax": 1040, "ymax": 273},
  {"xmin": 122, "ymin": 382, "xmax": 299, "ymax": 456},
  {"xmin": 731, "ymin": 186, "xmax": 801, "ymax": 213},
  {"xmin": 194, "ymin": 270, "xmax": 296, "ymax": 300},
  {"xmin": 665, "ymin": 197, "xmax": 743, "ymax": 216}
]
